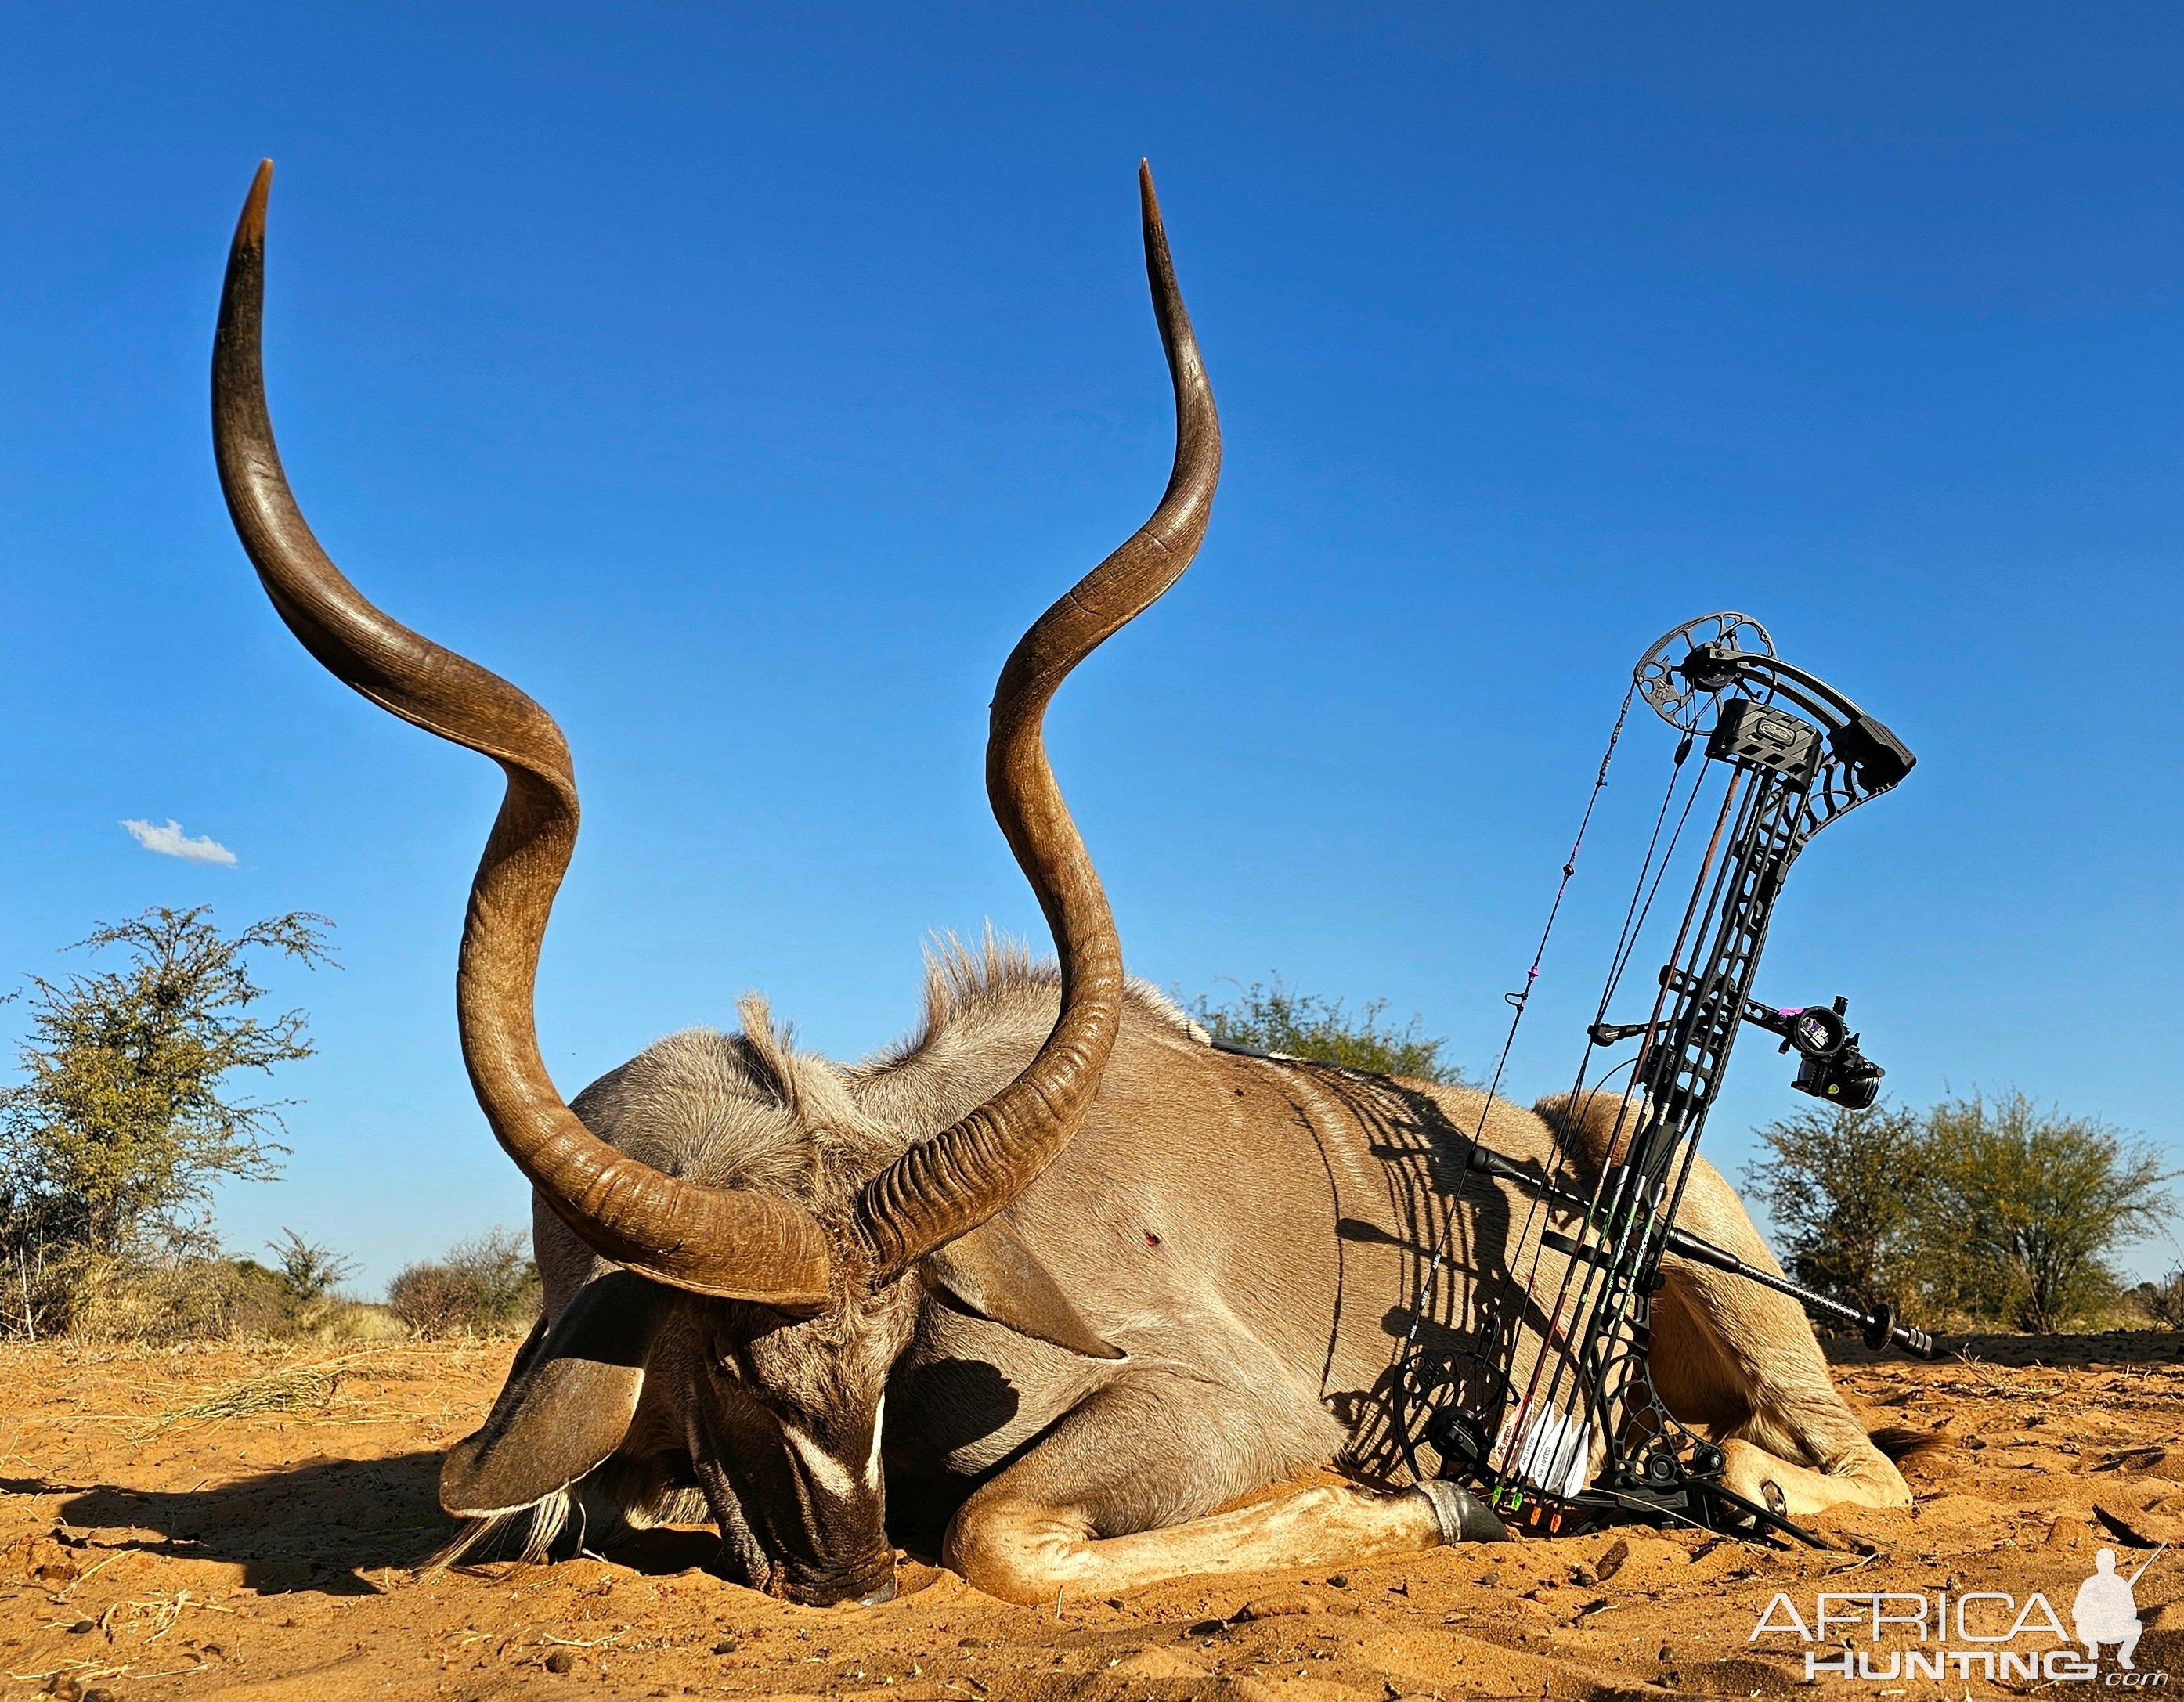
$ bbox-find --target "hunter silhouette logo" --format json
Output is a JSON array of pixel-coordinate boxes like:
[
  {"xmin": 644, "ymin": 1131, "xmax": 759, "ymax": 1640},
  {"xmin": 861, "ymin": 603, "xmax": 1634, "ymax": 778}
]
[
  {"xmin": 2076, "ymin": 1546, "xmax": 2160, "ymax": 1671},
  {"xmin": 1750, "ymin": 1549, "xmax": 2167, "ymax": 1685}
]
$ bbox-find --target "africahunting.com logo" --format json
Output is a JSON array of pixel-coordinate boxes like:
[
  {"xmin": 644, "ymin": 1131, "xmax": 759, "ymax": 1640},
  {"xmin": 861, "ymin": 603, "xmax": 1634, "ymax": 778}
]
[{"xmin": 1749, "ymin": 1547, "xmax": 2165, "ymax": 1685}]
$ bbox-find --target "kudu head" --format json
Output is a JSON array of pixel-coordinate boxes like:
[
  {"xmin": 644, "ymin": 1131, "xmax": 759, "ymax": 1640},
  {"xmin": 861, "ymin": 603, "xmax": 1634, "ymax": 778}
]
[{"xmin": 212, "ymin": 161, "xmax": 1219, "ymax": 1604}]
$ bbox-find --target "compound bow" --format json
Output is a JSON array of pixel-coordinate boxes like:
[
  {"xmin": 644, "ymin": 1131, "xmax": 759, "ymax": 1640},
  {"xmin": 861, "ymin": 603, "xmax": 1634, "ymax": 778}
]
[{"xmin": 1394, "ymin": 611, "xmax": 1939, "ymax": 1548}]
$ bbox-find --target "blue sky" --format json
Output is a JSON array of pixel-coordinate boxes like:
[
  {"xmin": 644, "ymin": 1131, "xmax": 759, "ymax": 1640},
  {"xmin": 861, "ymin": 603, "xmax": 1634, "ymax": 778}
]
[{"xmin": 2, "ymin": 5, "xmax": 2178, "ymax": 1289}]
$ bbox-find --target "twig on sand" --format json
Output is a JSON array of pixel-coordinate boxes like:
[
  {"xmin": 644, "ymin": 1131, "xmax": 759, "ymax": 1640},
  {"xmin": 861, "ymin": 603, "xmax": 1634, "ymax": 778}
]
[
  {"xmin": 9, "ymin": 1654, "xmax": 211, "ymax": 1685},
  {"xmin": 135, "ymin": 1588, "xmax": 233, "ymax": 1643},
  {"xmin": 1828, "ymin": 1548, "xmax": 1890, "ymax": 1576},
  {"xmin": 52, "ymin": 1549, "xmax": 128, "ymax": 1600},
  {"xmin": 7, "ymin": 1656, "xmax": 131, "ymax": 1686}
]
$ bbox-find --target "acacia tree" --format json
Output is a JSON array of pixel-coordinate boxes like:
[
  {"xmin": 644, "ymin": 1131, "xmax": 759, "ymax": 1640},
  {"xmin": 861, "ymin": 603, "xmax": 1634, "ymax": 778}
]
[
  {"xmin": 1926, "ymin": 1091, "xmax": 2172, "ymax": 1331},
  {"xmin": 1742, "ymin": 1102, "xmax": 1935, "ymax": 1314},
  {"xmin": 265, "ymin": 1228, "xmax": 358, "ymax": 1304},
  {"xmin": 0, "ymin": 907, "xmax": 333, "ymax": 1264},
  {"xmin": 1748, "ymin": 1090, "xmax": 2173, "ymax": 1332}
]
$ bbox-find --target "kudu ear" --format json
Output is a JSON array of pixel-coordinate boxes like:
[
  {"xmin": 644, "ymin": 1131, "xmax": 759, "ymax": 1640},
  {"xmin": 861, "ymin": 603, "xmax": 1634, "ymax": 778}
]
[
  {"xmin": 921, "ymin": 1215, "xmax": 1123, "ymax": 1361},
  {"xmin": 440, "ymin": 1270, "xmax": 677, "ymax": 1517}
]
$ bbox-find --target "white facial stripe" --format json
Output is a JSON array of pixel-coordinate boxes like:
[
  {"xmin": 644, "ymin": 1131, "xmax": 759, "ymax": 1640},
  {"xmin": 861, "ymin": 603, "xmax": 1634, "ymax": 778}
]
[
  {"xmin": 866, "ymin": 1394, "xmax": 886, "ymax": 1490},
  {"xmin": 783, "ymin": 1423, "xmax": 861, "ymax": 1502}
]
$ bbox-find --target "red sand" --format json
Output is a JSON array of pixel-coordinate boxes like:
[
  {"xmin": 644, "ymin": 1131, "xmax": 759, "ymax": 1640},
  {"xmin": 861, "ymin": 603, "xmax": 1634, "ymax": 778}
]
[{"xmin": 3, "ymin": 1334, "xmax": 2181, "ymax": 1700}]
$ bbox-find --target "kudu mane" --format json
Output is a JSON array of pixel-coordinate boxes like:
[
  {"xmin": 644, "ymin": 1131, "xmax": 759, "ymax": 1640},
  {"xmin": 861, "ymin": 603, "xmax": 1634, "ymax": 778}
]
[
  {"xmin": 848, "ymin": 936, "xmax": 1204, "ymax": 1134},
  {"xmin": 575, "ymin": 938, "xmax": 1207, "ymax": 1211}
]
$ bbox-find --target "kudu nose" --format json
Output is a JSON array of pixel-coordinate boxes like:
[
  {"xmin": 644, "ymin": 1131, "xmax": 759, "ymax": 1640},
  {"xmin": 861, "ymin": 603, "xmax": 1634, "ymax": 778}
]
[{"xmin": 785, "ymin": 1560, "xmax": 898, "ymax": 1608}]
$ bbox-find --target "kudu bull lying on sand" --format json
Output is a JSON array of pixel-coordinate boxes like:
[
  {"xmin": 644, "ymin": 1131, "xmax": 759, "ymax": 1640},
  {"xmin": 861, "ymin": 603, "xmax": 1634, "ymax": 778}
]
[{"xmin": 212, "ymin": 160, "xmax": 1910, "ymax": 1606}]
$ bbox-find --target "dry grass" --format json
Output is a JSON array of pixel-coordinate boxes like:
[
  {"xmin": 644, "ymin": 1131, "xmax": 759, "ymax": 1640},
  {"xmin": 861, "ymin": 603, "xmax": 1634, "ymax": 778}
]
[
  {"xmin": 24, "ymin": 1251, "xmax": 410, "ymax": 1348},
  {"xmin": 139, "ymin": 1351, "xmax": 364, "ymax": 1433}
]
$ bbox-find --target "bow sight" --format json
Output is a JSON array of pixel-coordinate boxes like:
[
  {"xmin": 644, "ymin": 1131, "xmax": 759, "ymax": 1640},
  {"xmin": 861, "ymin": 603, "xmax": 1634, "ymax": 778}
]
[{"xmin": 1394, "ymin": 611, "xmax": 1937, "ymax": 1549}]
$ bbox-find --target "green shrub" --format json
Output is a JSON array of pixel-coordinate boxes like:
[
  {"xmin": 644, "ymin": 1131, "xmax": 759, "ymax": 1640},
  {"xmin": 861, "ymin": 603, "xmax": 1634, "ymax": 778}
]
[
  {"xmin": 1187, "ymin": 978, "xmax": 1467, "ymax": 1084},
  {"xmin": 1748, "ymin": 1090, "xmax": 2173, "ymax": 1333},
  {"xmin": 1924, "ymin": 1091, "xmax": 2171, "ymax": 1331},
  {"xmin": 388, "ymin": 1229, "xmax": 540, "ymax": 1338},
  {"xmin": 1742, "ymin": 1102, "xmax": 1934, "ymax": 1318}
]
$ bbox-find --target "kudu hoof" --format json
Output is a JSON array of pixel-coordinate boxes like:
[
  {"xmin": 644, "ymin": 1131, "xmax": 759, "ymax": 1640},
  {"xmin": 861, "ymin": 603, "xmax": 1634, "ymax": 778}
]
[{"xmin": 1415, "ymin": 1480, "xmax": 1512, "ymax": 1545}]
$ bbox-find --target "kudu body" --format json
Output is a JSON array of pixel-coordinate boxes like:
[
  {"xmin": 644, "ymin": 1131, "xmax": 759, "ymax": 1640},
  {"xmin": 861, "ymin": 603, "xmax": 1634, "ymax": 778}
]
[{"xmin": 212, "ymin": 162, "xmax": 1910, "ymax": 1607}]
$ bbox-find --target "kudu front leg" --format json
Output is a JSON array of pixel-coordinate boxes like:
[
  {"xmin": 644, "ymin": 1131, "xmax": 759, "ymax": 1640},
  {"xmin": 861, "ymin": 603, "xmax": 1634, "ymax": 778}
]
[{"xmin": 941, "ymin": 1382, "xmax": 1503, "ymax": 1605}]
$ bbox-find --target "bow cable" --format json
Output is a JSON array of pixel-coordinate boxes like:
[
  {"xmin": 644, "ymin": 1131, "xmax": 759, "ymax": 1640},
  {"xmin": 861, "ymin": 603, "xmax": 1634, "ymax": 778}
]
[{"xmin": 1399, "ymin": 684, "xmax": 1635, "ymax": 1397}]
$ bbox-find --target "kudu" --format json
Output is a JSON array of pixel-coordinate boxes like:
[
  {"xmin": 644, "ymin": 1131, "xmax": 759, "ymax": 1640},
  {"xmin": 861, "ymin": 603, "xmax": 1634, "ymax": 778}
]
[{"xmin": 212, "ymin": 160, "xmax": 1911, "ymax": 1607}]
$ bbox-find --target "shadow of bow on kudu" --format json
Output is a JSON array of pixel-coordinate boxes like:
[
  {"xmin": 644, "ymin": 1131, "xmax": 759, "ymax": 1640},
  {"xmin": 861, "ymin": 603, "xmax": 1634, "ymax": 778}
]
[{"xmin": 211, "ymin": 160, "xmax": 1911, "ymax": 1608}]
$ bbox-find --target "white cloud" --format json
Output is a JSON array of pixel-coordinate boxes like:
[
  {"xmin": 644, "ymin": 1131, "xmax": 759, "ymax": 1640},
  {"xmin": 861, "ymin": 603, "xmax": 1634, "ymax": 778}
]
[{"xmin": 121, "ymin": 818, "xmax": 237, "ymax": 867}]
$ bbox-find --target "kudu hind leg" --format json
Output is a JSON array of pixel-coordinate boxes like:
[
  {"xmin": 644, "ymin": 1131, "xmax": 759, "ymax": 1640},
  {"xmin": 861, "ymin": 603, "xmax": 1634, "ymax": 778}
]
[
  {"xmin": 1649, "ymin": 1166, "xmax": 1911, "ymax": 1513},
  {"xmin": 1649, "ymin": 1267, "xmax": 1911, "ymax": 1516},
  {"xmin": 942, "ymin": 1380, "xmax": 1496, "ymax": 1605},
  {"xmin": 1536, "ymin": 1094, "xmax": 1911, "ymax": 1517}
]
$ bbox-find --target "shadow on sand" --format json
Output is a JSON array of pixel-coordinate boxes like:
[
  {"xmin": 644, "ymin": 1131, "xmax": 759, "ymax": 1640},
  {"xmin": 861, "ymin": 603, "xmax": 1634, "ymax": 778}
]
[
  {"xmin": 1825, "ymin": 1329, "xmax": 2184, "ymax": 1368},
  {"xmin": 49, "ymin": 1451, "xmax": 727, "ymax": 1595}
]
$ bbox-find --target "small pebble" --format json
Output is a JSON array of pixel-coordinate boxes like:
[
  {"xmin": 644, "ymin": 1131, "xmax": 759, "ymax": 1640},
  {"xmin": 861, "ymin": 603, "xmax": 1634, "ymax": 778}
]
[{"xmin": 544, "ymin": 1649, "xmax": 575, "ymax": 1674}]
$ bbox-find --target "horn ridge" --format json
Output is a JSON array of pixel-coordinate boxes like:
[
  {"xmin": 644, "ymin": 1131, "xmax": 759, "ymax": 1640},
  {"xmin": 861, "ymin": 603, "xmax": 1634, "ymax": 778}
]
[
  {"xmin": 854, "ymin": 160, "xmax": 1222, "ymax": 1274},
  {"xmin": 213, "ymin": 160, "xmax": 834, "ymax": 1311}
]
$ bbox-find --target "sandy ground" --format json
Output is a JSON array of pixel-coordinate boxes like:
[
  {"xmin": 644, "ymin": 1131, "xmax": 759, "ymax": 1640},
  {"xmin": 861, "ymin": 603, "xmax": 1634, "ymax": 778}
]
[{"xmin": 2, "ymin": 1335, "xmax": 2182, "ymax": 1701}]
